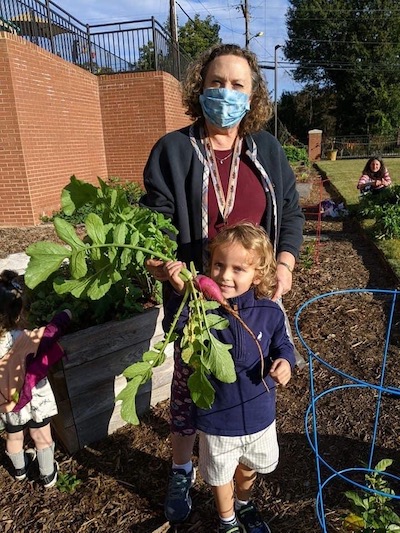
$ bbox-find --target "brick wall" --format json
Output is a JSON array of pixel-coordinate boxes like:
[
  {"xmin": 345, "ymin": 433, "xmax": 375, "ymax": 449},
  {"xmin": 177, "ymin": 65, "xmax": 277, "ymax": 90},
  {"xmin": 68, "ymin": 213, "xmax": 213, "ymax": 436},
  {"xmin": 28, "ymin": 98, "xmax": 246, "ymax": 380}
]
[
  {"xmin": 0, "ymin": 32, "xmax": 191, "ymax": 226},
  {"xmin": 99, "ymin": 71, "xmax": 191, "ymax": 183}
]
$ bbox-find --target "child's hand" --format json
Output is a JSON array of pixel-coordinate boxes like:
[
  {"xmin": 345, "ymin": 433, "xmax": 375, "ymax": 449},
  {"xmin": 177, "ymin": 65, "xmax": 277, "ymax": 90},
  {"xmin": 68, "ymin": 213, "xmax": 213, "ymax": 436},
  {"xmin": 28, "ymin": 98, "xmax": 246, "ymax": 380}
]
[
  {"xmin": 163, "ymin": 261, "xmax": 186, "ymax": 294},
  {"xmin": 269, "ymin": 358, "xmax": 291, "ymax": 386}
]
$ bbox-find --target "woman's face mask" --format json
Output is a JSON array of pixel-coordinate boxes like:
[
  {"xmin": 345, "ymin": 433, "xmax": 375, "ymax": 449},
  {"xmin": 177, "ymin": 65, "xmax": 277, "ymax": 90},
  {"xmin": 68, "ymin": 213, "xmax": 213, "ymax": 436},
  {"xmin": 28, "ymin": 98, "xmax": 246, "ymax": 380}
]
[{"xmin": 199, "ymin": 88, "xmax": 250, "ymax": 129}]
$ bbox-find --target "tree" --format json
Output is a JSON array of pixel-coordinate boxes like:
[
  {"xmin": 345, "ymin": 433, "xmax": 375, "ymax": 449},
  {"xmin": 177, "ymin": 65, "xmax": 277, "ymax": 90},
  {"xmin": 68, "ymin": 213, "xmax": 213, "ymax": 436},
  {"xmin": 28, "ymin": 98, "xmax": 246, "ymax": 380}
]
[
  {"xmin": 278, "ymin": 86, "xmax": 337, "ymax": 143},
  {"xmin": 285, "ymin": 0, "xmax": 400, "ymax": 135},
  {"xmin": 177, "ymin": 14, "xmax": 221, "ymax": 60}
]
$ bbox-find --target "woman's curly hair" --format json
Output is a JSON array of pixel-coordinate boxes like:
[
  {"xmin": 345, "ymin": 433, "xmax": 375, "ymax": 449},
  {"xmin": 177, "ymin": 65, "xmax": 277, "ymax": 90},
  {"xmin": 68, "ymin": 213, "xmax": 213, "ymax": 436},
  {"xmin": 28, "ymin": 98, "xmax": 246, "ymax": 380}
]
[
  {"xmin": 207, "ymin": 222, "xmax": 277, "ymax": 299},
  {"xmin": 182, "ymin": 43, "xmax": 273, "ymax": 137}
]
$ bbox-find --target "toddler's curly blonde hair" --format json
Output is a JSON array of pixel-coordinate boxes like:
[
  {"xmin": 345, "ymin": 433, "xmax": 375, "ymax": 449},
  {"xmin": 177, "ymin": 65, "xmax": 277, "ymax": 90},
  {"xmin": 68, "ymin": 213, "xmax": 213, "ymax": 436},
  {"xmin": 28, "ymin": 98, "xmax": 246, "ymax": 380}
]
[{"xmin": 207, "ymin": 222, "xmax": 277, "ymax": 298}]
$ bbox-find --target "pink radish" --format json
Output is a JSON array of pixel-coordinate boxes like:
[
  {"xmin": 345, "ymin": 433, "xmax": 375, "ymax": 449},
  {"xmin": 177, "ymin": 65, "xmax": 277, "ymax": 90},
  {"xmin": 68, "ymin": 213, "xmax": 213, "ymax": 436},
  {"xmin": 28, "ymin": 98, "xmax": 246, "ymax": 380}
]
[
  {"xmin": 195, "ymin": 274, "xmax": 269, "ymax": 393},
  {"xmin": 194, "ymin": 275, "xmax": 226, "ymax": 304}
]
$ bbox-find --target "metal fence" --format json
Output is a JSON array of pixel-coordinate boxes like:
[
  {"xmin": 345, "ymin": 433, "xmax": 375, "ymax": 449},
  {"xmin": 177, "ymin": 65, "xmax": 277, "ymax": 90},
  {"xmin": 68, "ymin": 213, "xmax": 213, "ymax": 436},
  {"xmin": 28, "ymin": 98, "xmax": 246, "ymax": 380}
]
[
  {"xmin": 0, "ymin": 0, "xmax": 191, "ymax": 79},
  {"xmin": 322, "ymin": 134, "xmax": 400, "ymax": 159}
]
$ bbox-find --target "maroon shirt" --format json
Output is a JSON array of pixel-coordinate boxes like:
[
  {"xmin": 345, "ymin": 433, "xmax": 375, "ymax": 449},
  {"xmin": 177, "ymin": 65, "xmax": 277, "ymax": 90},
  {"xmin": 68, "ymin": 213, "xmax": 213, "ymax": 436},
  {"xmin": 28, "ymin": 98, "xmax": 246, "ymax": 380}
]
[{"xmin": 208, "ymin": 148, "xmax": 267, "ymax": 239}]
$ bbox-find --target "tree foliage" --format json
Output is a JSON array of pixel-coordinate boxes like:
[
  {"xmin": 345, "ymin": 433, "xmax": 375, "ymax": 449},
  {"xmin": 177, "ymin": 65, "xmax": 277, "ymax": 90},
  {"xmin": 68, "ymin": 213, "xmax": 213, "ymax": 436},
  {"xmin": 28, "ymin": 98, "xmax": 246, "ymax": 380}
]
[
  {"xmin": 177, "ymin": 14, "xmax": 221, "ymax": 60},
  {"xmin": 285, "ymin": 0, "xmax": 400, "ymax": 135},
  {"xmin": 278, "ymin": 85, "xmax": 337, "ymax": 142}
]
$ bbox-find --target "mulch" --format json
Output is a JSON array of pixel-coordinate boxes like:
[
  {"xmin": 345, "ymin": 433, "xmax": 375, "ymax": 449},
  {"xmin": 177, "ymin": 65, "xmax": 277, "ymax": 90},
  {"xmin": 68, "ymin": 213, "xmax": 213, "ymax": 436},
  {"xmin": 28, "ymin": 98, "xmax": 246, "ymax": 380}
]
[{"xmin": 1, "ymin": 171, "xmax": 400, "ymax": 533}]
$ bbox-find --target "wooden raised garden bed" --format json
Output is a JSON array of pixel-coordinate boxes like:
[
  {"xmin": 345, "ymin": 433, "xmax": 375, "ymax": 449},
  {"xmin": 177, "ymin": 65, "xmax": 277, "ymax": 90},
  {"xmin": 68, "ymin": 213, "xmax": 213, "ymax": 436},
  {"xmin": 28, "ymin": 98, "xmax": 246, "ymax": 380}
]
[{"xmin": 49, "ymin": 306, "xmax": 173, "ymax": 454}]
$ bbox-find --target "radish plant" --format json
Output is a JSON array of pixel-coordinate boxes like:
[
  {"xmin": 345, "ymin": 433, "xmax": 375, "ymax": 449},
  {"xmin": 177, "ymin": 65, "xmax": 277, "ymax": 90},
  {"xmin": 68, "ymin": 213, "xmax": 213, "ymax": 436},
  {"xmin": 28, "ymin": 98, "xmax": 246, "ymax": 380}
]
[
  {"xmin": 24, "ymin": 177, "xmax": 236, "ymax": 423},
  {"xmin": 25, "ymin": 177, "xmax": 267, "ymax": 425}
]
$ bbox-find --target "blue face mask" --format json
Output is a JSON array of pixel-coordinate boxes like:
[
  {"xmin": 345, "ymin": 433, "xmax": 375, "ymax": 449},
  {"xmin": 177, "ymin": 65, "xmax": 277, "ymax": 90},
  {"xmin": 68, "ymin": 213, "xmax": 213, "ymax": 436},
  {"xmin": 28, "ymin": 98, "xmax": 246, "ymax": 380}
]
[{"xmin": 199, "ymin": 88, "xmax": 250, "ymax": 129}]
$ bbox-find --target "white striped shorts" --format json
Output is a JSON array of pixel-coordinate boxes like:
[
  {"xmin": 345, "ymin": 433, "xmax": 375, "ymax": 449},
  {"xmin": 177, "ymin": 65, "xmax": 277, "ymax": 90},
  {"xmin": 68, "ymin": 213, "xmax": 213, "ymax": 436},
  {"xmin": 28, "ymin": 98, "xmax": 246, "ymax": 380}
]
[{"xmin": 198, "ymin": 421, "xmax": 279, "ymax": 486}]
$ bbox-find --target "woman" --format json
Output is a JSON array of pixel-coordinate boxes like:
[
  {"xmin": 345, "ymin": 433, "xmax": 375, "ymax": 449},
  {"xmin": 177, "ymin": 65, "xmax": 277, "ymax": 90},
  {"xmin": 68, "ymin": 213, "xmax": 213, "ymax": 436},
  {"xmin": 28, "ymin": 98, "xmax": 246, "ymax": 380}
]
[
  {"xmin": 141, "ymin": 43, "xmax": 304, "ymax": 529},
  {"xmin": 357, "ymin": 156, "xmax": 392, "ymax": 194}
]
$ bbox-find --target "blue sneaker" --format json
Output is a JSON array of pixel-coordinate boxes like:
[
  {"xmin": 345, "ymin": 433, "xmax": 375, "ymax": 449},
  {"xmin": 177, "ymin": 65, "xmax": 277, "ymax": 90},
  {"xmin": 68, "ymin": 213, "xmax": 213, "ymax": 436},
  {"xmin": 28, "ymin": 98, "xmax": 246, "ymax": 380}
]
[
  {"xmin": 164, "ymin": 467, "xmax": 196, "ymax": 523},
  {"xmin": 237, "ymin": 501, "xmax": 271, "ymax": 533},
  {"xmin": 217, "ymin": 522, "xmax": 242, "ymax": 532}
]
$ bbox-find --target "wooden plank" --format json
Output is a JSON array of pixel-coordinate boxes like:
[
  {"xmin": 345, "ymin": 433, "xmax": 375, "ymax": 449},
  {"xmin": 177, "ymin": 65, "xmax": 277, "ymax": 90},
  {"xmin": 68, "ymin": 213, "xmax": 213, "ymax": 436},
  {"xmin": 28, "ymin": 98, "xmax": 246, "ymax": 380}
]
[
  {"xmin": 62, "ymin": 335, "xmax": 165, "ymax": 398},
  {"xmin": 60, "ymin": 306, "xmax": 164, "ymax": 368},
  {"xmin": 66, "ymin": 350, "xmax": 174, "ymax": 424},
  {"xmin": 49, "ymin": 307, "xmax": 174, "ymax": 452}
]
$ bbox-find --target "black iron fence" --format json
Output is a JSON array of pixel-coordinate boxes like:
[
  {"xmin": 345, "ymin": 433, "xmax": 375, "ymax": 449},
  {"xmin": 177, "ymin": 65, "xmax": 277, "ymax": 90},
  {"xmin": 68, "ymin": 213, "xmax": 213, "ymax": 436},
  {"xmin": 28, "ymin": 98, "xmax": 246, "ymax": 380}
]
[
  {"xmin": 322, "ymin": 134, "xmax": 400, "ymax": 159},
  {"xmin": 0, "ymin": 0, "xmax": 191, "ymax": 79}
]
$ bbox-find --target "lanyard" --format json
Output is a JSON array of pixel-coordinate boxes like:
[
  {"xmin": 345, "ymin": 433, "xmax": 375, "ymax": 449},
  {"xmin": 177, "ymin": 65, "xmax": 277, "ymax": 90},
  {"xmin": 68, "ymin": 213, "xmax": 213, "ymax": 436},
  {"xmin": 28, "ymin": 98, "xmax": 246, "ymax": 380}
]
[{"xmin": 203, "ymin": 134, "xmax": 243, "ymax": 224}]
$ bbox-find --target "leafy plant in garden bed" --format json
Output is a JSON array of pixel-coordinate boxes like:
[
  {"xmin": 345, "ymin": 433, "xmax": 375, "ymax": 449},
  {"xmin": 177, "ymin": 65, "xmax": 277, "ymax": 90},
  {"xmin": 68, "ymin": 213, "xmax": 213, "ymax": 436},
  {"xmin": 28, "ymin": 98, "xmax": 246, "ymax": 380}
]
[
  {"xmin": 26, "ymin": 176, "xmax": 170, "ymax": 331},
  {"xmin": 25, "ymin": 176, "xmax": 250, "ymax": 424},
  {"xmin": 356, "ymin": 185, "xmax": 400, "ymax": 240},
  {"xmin": 342, "ymin": 459, "xmax": 400, "ymax": 532}
]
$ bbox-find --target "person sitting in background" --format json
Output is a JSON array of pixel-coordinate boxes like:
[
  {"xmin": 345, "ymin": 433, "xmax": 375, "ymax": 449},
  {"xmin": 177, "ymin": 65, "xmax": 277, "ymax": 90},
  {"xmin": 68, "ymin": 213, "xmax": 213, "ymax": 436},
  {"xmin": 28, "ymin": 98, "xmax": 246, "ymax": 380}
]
[{"xmin": 357, "ymin": 156, "xmax": 392, "ymax": 195}]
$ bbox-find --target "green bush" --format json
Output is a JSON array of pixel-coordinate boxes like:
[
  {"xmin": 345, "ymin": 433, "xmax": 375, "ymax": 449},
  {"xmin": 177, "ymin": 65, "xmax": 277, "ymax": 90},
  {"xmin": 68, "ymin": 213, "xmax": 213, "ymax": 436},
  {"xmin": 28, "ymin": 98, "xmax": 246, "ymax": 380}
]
[
  {"xmin": 283, "ymin": 145, "xmax": 309, "ymax": 164},
  {"xmin": 357, "ymin": 185, "xmax": 400, "ymax": 239},
  {"xmin": 27, "ymin": 176, "xmax": 172, "ymax": 332},
  {"xmin": 41, "ymin": 177, "xmax": 144, "ymax": 226}
]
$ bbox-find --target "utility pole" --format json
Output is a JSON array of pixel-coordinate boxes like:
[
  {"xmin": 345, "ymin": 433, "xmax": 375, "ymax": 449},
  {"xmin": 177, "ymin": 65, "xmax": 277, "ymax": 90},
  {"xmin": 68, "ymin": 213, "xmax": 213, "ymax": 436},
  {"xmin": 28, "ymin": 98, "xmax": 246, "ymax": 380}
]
[
  {"xmin": 169, "ymin": 0, "xmax": 180, "ymax": 79},
  {"xmin": 240, "ymin": 0, "xmax": 250, "ymax": 48},
  {"xmin": 274, "ymin": 44, "xmax": 282, "ymax": 138},
  {"xmin": 169, "ymin": 0, "xmax": 178, "ymax": 45}
]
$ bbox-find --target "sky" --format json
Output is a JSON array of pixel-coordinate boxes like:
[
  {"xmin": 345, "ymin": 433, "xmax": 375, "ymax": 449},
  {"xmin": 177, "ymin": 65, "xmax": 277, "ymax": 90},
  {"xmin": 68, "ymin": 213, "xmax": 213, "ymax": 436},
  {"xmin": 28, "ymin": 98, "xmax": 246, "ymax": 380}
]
[{"xmin": 51, "ymin": 0, "xmax": 303, "ymax": 98}]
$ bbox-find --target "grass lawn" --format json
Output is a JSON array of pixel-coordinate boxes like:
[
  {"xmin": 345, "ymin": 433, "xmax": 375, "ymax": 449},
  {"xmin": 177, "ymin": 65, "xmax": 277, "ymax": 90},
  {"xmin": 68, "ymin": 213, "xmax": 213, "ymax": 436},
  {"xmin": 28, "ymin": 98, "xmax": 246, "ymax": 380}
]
[
  {"xmin": 317, "ymin": 158, "xmax": 400, "ymax": 208},
  {"xmin": 315, "ymin": 157, "xmax": 400, "ymax": 280}
]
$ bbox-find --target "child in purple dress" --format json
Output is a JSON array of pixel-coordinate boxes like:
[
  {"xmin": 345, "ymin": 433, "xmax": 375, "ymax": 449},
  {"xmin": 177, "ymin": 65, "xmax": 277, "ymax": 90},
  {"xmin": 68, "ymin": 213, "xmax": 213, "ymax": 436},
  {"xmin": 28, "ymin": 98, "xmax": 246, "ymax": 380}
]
[{"xmin": 0, "ymin": 269, "xmax": 71, "ymax": 487}]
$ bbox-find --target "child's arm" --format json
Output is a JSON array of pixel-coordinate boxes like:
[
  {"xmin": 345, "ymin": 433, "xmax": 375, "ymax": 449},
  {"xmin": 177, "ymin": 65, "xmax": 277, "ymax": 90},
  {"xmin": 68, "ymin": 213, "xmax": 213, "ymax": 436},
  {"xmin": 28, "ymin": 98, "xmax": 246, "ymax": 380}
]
[{"xmin": 267, "ymin": 306, "xmax": 296, "ymax": 386}]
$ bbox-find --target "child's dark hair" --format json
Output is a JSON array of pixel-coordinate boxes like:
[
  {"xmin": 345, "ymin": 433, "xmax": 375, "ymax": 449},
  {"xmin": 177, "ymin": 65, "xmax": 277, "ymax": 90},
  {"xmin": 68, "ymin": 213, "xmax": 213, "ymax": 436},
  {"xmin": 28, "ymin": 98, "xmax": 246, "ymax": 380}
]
[
  {"xmin": 363, "ymin": 156, "xmax": 386, "ymax": 179},
  {"xmin": 0, "ymin": 270, "xmax": 23, "ymax": 336}
]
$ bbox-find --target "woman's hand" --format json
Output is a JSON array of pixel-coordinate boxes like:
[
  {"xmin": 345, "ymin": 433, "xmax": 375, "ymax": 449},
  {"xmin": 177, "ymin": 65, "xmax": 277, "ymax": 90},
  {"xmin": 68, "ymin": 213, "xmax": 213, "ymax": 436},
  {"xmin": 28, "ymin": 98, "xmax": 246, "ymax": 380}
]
[
  {"xmin": 145, "ymin": 258, "xmax": 169, "ymax": 282},
  {"xmin": 272, "ymin": 254, "xmax": 295, "ymax": 301}
]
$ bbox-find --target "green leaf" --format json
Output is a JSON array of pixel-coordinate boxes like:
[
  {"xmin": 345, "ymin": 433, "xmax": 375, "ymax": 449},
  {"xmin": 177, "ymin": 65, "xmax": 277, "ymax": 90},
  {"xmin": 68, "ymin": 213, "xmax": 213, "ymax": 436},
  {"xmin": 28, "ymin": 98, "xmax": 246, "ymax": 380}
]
[
  {"xmin": 85, "ymin": 213, "xmax": 106, "ymax": 245},
  {"xmin": 207, "ymin": 335, "xmax": 235, "ymax": 383},
  {"xmin": 54, "ymin": 276, "xmax": 92, "ymax": 298},
  {"xmin": 343, "ymin": 513, "xmax": 365, "ymax": 530},
  {"xmin": 87, "ymin": 271, "xmax": 112, "ymax": 300},
  {"xmin": 61, "ymin": 175, "xmax": 98, "ymax": 215},
  {"xmin": 54, "ymin": 218, "xmax": 86, "ymax": 250},
  {"xmin": 25, "ymin": 242, "xmax": 71, "ymax": 288},
  {"xmin": 70, "ymin": 249, "xmax": 87, "ymax": 279},
  {"xmin": 181, "ymin": 345, "xmax": 194, "ymax": 363},
  {"xmin": 375, "ymin": 459, "xmax": 393, "ymax": 472},
  {"xmin": 122, "ymin": 361, "xmax": 153, "ymax": 379},
  {"xmin": 116, "ymin": 377, "xmax": 143, "ymax": 425},
  {"xmin": 113, "ymin": 223, "xmax": 127, "ymax": 245},
  {"xmin": 188, "ymin": 369, "xmax": 215, "ymax": 409},
  {"xmin": 205, "ymin": 313, "xmax": 229, "ymax": 330}
]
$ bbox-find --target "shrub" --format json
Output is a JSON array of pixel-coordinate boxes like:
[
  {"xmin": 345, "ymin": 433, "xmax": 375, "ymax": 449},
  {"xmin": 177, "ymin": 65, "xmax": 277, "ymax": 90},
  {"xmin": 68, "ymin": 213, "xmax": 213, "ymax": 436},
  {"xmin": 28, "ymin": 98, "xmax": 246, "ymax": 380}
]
[
  {"xmin": 283, "ymin": 144, "xmax": 309, "ymax": 164},
  {"xmin": 357, "ymin": 185, "xmax": 400, "ymax": 239},
  {"xmin": 26, "ymin": 176, "xmax": 174, "ymax": 332}
]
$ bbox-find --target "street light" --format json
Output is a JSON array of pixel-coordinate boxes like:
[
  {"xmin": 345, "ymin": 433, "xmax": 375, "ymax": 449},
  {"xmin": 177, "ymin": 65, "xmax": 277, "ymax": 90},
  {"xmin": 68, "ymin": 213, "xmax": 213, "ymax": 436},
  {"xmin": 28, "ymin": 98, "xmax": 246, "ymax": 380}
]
[
  {"xmin": 246, "ymin": 31, "xmax": 264, "ymax": 49},
  {"xmin": 274, "ymin": 44, "xmax": 282, "ymax": 139}
]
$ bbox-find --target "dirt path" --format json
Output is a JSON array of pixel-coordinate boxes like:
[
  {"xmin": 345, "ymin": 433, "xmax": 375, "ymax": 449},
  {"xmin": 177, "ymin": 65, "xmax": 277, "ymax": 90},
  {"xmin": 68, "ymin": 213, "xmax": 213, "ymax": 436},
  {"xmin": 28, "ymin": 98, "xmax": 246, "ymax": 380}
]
[{"xmin": 1, "ymin": 175, "xmax": 400, "ymax": 533}]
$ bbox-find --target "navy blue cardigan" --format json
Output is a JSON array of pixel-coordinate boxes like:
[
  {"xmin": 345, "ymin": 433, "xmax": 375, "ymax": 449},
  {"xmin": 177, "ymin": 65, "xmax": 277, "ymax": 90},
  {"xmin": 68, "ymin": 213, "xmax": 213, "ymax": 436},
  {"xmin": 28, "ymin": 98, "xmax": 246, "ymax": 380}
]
[
  {"xmin": 141, "ymin": 123, "xmax": 304, "ymax": 271},
  {"xmin": 163, "ymin": 289, "xmax": 295, "ymax": 437}
]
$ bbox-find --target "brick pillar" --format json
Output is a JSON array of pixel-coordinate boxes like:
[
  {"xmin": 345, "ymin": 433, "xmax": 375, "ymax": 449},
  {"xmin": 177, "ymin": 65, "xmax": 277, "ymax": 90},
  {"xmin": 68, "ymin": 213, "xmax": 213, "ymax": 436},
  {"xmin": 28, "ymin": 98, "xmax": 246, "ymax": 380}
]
[{"xmin": 308, "ymin": 129, "xmax": 323, "ymax": 161}]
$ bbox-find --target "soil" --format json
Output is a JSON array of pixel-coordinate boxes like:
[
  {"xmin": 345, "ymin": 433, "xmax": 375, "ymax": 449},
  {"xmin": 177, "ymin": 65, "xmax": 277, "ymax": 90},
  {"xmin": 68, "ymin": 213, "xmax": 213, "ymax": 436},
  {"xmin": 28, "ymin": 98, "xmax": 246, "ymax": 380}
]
[{"xmin": 1, "ymin": 170, "xmax": 400, "ymax": 533}]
